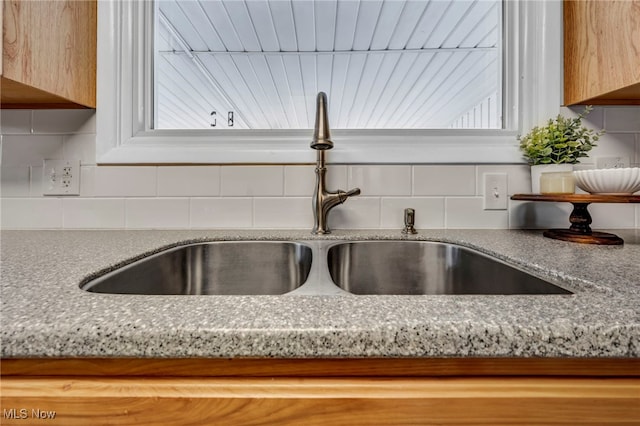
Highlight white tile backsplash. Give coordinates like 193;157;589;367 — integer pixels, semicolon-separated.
254;197;312;228
0;110;32;134
1;106;639;230
63;134;97;165
509;200;573;229
158;166;220;197
329;197;381;229
190;198;253;228
2;135;64;166
446;197;509;229
1;166;30;197
604;107;640;132
562;106;604;131
348;165;411;196
92;166;157;197
32;110;96;134
589;132;636;162
476;165;530;195
63;198;125;228
413;166;476;196
125;198;189;229
221;166;283;196
29;166;44;197
381;197;445;229
588;204;637;229
1;198;63;229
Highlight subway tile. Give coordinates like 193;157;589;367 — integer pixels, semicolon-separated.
29;166;44;196
1;166;30;197
476;165;530;196
413;166;476;196
284;165;314;196
93;166;157;197
125;198;189;229
254;197;312;228
561;106;604;131
1;198;63;229
445;197;508;229
0;110;32;134
1;135;64;166
589;133;636;162
32;110;96;134
509;200;572;229
381;197;444;229
158;166;220;196
190;198;253;228
221;166;283;196
63;134;97;165
79;166;96;197
348;165;411;196
284;165;348;196
329;197;380;230
589;204;636;229
63;198;125;229
604;107;640;132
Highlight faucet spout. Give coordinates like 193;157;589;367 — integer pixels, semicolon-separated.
310;92;333;150
309;92;360;234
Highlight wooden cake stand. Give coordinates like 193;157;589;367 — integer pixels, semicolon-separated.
511;194;640;245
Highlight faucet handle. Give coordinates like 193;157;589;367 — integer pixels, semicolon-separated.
402;208;418;235
338;188;361;203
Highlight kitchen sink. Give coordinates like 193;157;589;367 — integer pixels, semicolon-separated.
81;241;313;295
81;240;571;296
327;241;572;295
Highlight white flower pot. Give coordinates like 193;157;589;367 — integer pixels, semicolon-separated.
530;164;574;193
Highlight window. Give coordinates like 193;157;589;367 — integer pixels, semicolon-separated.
155;0;503;130
96;0;563;164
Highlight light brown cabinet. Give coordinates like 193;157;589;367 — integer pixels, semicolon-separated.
564;0;640;105
2;358;639;425
1;0;96;109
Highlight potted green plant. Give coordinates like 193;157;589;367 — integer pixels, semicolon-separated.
518;106;604;193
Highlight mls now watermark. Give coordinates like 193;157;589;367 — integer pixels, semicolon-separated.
3;408;57;420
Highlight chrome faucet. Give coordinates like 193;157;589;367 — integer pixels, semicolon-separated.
310;92;360;234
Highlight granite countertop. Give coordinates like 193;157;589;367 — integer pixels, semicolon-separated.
1;229;639;359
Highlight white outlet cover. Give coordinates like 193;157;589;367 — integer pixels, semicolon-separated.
43;159;81;196
483;173;508;210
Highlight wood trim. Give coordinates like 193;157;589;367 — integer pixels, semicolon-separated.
3;358;640;377
1;376;638;425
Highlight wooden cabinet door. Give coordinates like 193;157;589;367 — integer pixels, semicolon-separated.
564;0;640;105
1;0;96;108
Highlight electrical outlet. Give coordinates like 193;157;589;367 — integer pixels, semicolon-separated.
596;156;629;169
43;159;80;195
483;173;508;210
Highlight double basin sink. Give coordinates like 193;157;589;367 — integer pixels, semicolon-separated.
81;240;572;296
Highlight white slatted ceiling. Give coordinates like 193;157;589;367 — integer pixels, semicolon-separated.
155;0;501;130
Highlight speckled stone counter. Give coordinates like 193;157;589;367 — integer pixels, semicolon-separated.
1;229;639;358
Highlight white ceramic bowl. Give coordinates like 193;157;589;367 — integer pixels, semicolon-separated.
573;167;640;195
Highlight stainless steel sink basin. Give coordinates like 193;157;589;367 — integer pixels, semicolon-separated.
81;239;571;296
327;241;571;295
82;241;312;295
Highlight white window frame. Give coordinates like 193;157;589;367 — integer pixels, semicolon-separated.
96;0;563;165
